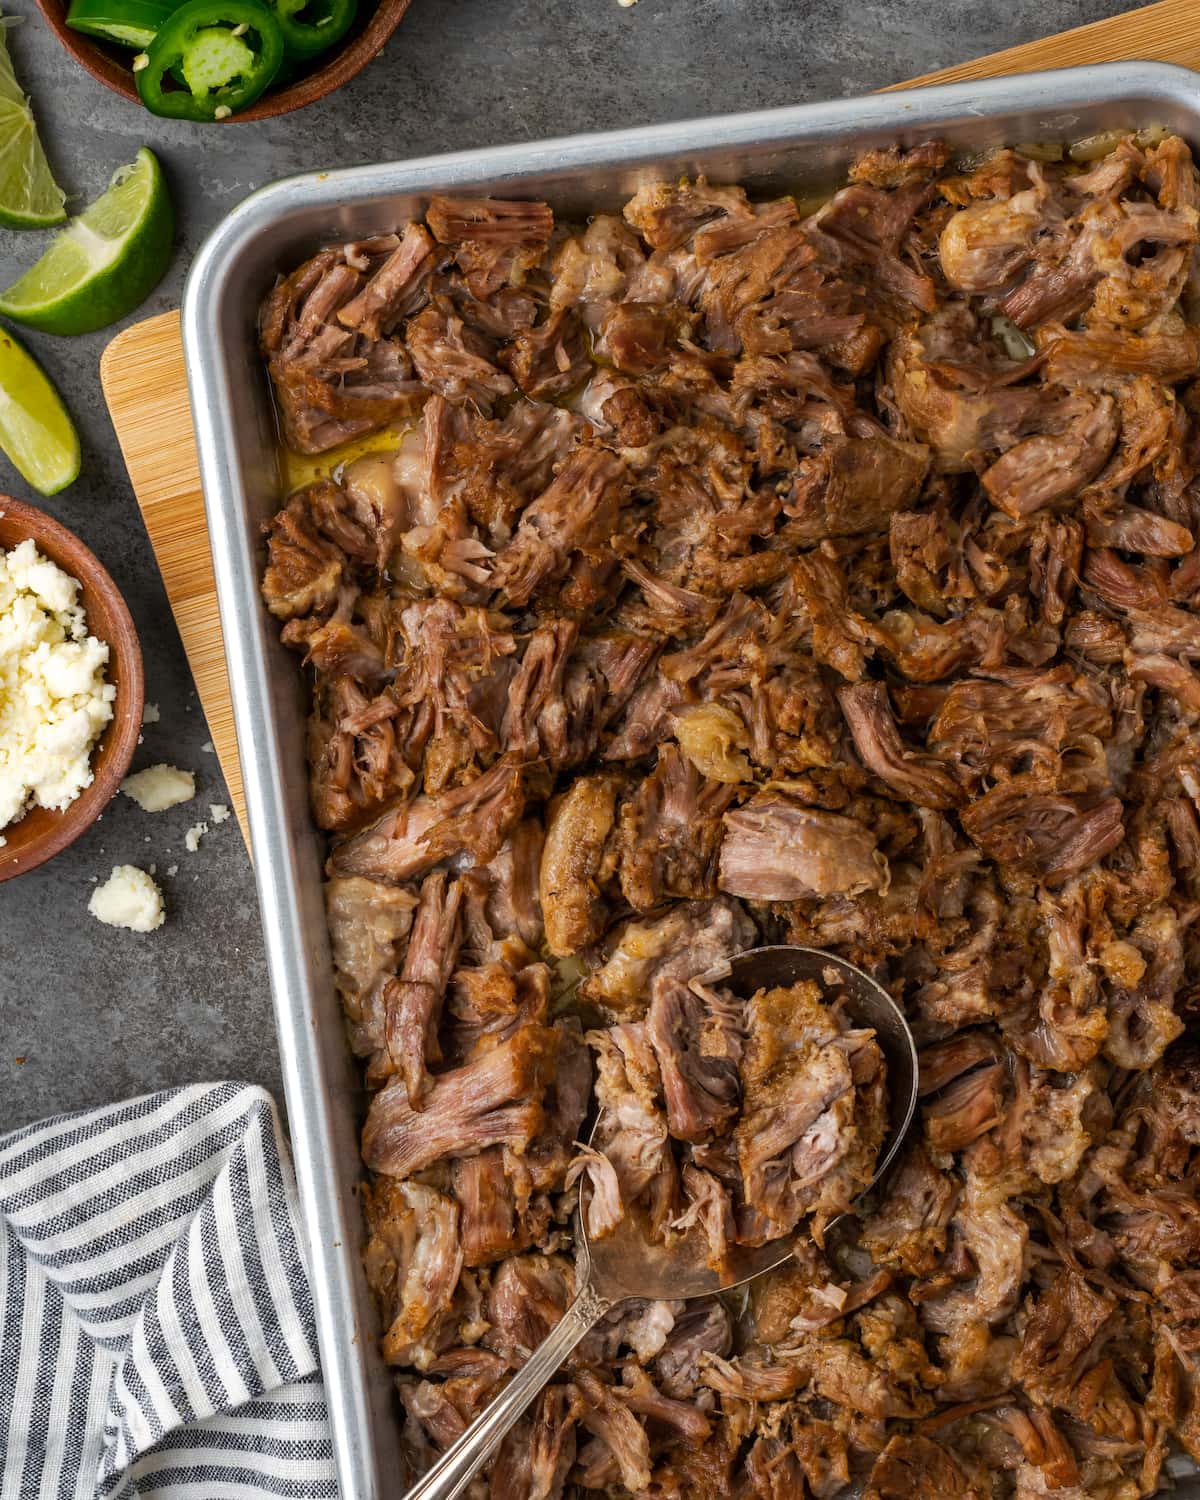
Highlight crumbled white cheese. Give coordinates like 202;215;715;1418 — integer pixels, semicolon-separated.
166;863;178;877
121;762;195;812
184;821;207;852
88;864;165;932
201;740;215;754
142;701;160;724
209;803;230;824
0;539;115;831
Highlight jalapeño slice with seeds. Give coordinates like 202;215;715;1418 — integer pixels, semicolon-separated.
136;0;283;120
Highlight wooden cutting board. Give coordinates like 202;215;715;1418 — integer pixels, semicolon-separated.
100;0;1200;851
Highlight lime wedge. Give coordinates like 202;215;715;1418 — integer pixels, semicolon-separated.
0;147;173;335
0;327;80;494
0;22;66;229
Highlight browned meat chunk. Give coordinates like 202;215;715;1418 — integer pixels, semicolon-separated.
580;896;757;1013
490;447;626;607
337;223;435;340
451;1149;527;1266
406;300;514;409
571;1370;651;1495
646;976;743;1143
735;980;887;1244
540;773;620;957
785;434;930;543
328;756;526;884
484;1253;572;1366
623;179;752;252
981;393;1118;518
838;680;962;808
324;876;417;1059
960;780;1125;885
260;247;427;453
500;308;591;399
427;196;554;298
362;1024;561;1177
864;1434;987;1500
617;745;736;911
362;1178;463;1364
588;1022;677;1238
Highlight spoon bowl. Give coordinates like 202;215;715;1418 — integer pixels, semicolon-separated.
580;944;920;1303
403;944;920;1500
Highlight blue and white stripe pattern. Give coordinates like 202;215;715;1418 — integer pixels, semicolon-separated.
0;1084;337;1500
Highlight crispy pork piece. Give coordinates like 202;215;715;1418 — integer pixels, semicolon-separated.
406;299;514;410
980;392;1119;518
623;178;753;253
784;433;930;543
864;1434;988;1500
451;1148;528;1266
1040;321;1200;384
489;1386;577;1500
426;195;554;298
580;896;757;1013
501;308;591;398
483;1252;572;1366
500;619;578;765
929;667;1111;771
587;1022;678;1239
478;820;544;950
885;307;1044;474
960;779;1125;885
362;1178;463;1365
653;1300;732;1398
540;773;621;957
719;790;886;901
336;223;435;339
261;488;347;619
735;980;887;1245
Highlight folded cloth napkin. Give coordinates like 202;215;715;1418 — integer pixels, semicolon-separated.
0;1083;337;1500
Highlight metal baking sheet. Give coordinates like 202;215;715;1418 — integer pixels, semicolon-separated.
182;61;1200;1500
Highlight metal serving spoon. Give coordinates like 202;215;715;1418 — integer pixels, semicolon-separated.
405;945;919;1500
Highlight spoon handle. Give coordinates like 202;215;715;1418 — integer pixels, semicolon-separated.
404;1279;613;1500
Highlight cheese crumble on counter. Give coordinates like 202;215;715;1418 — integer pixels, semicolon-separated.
88;864;165;931
121;762;195;812
0;539;115;831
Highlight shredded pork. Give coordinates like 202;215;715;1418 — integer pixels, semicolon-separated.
264;132;1200;1499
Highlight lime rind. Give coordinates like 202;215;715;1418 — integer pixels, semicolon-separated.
0;22;65;229
0;147;174;335
0;328;80;494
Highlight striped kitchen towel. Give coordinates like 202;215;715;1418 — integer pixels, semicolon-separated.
0;1082;337;1500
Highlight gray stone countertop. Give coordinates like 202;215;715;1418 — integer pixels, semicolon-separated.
0;0;1140;1131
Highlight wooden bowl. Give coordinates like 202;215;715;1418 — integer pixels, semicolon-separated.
32;0;412;122
0;498;143;883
